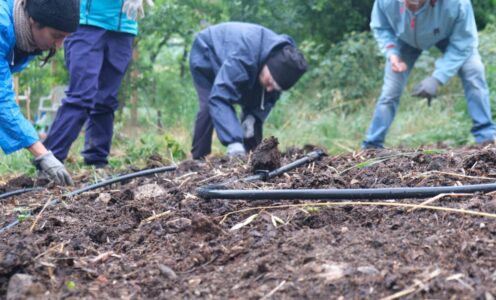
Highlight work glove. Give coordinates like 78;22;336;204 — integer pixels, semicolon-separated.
241;114;256;139
34;151;74;186
227;143;246;157
412;76;440;106
122;0;154;20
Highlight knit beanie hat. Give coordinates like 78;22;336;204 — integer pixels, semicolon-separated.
26;0;80;33
266;45;308;90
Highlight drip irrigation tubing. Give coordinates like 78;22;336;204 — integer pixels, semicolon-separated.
196;151;496;200
241;150;326;183
196;149;327;196
197;183;496;200
0;165;177;234
64;165;177;197
0;187;44;201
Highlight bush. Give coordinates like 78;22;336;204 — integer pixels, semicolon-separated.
300;32;383;113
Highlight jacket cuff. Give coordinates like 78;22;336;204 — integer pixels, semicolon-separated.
1;136;39;155
384;44;400;59
432;71;449;85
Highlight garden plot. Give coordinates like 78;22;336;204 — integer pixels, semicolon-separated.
1;138;496;299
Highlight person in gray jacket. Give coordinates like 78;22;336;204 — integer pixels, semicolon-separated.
189;22;308;159
362;0;496;149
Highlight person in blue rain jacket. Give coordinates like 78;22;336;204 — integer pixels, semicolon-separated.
362;0;496;149
189;22;308;159
43;0;152;168
0;0;79;185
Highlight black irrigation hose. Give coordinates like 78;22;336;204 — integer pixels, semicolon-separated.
64;165;177;197
197;150;327;198
196;151;496;201
0;165;177;234
0;219;20;233
197;183;496;200
241;149;326;183
0;187;44;201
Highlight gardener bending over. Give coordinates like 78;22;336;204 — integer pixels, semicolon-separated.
190;22;308;159
362;0;496;149
0;0;78;185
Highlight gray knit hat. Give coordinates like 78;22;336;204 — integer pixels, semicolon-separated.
26;0;80;33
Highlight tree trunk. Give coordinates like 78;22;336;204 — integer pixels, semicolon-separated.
179;47;189;78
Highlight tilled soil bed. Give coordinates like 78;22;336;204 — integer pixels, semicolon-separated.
1;139;496;299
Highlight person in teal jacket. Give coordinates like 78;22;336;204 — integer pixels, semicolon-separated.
0;0;79;185
43;0;152;168
362;0;496;149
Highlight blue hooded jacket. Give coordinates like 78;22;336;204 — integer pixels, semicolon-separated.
80;0;138;35
371;0;479;84
190;22;296;145
0;0;39;154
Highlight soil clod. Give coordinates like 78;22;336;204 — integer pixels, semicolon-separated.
251;136;281;171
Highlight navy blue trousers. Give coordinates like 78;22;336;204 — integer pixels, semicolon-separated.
44;25;134;166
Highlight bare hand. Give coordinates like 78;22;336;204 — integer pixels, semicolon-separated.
389;55;407;73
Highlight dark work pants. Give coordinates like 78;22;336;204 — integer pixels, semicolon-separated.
191;83;214;159
43;25;134;165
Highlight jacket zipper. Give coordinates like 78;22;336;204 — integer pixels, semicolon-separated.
412;16;418;48
118;0;124;31
85;0;92;24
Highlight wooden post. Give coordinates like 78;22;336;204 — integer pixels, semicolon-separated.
13;76;31;120
130;46;139;127
25;86;31;121
13;76;20;105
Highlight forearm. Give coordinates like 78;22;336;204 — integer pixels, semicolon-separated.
209;98;243;145
370;1;399;59
434;0;478;84
27;141;48;157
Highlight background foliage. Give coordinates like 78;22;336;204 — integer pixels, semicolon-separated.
4;0;496;176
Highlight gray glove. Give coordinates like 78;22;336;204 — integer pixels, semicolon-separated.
122;0;144;20
35;151;74;186
227;143;246;157
242;114;256;139
412;76;440;106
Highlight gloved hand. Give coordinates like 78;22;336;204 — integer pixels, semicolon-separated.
412;76;440;106
122;0;147;20
34;151;74;186
242;114;256;139
227;143;246;157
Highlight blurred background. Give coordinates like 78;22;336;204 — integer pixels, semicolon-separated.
4;0;496;175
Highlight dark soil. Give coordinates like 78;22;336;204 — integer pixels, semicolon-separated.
1;139;496;299
251;136;281;171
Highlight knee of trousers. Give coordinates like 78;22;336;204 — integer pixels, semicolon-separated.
378;83;404;106
376;93;401;107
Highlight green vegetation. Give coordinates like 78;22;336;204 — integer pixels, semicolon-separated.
1;1;495;177
13;207;31;222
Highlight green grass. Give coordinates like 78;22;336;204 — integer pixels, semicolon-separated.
0;79;485;177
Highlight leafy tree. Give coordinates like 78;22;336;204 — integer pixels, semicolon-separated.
226;0;372;53
473;0;496;29
121;0;226;127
